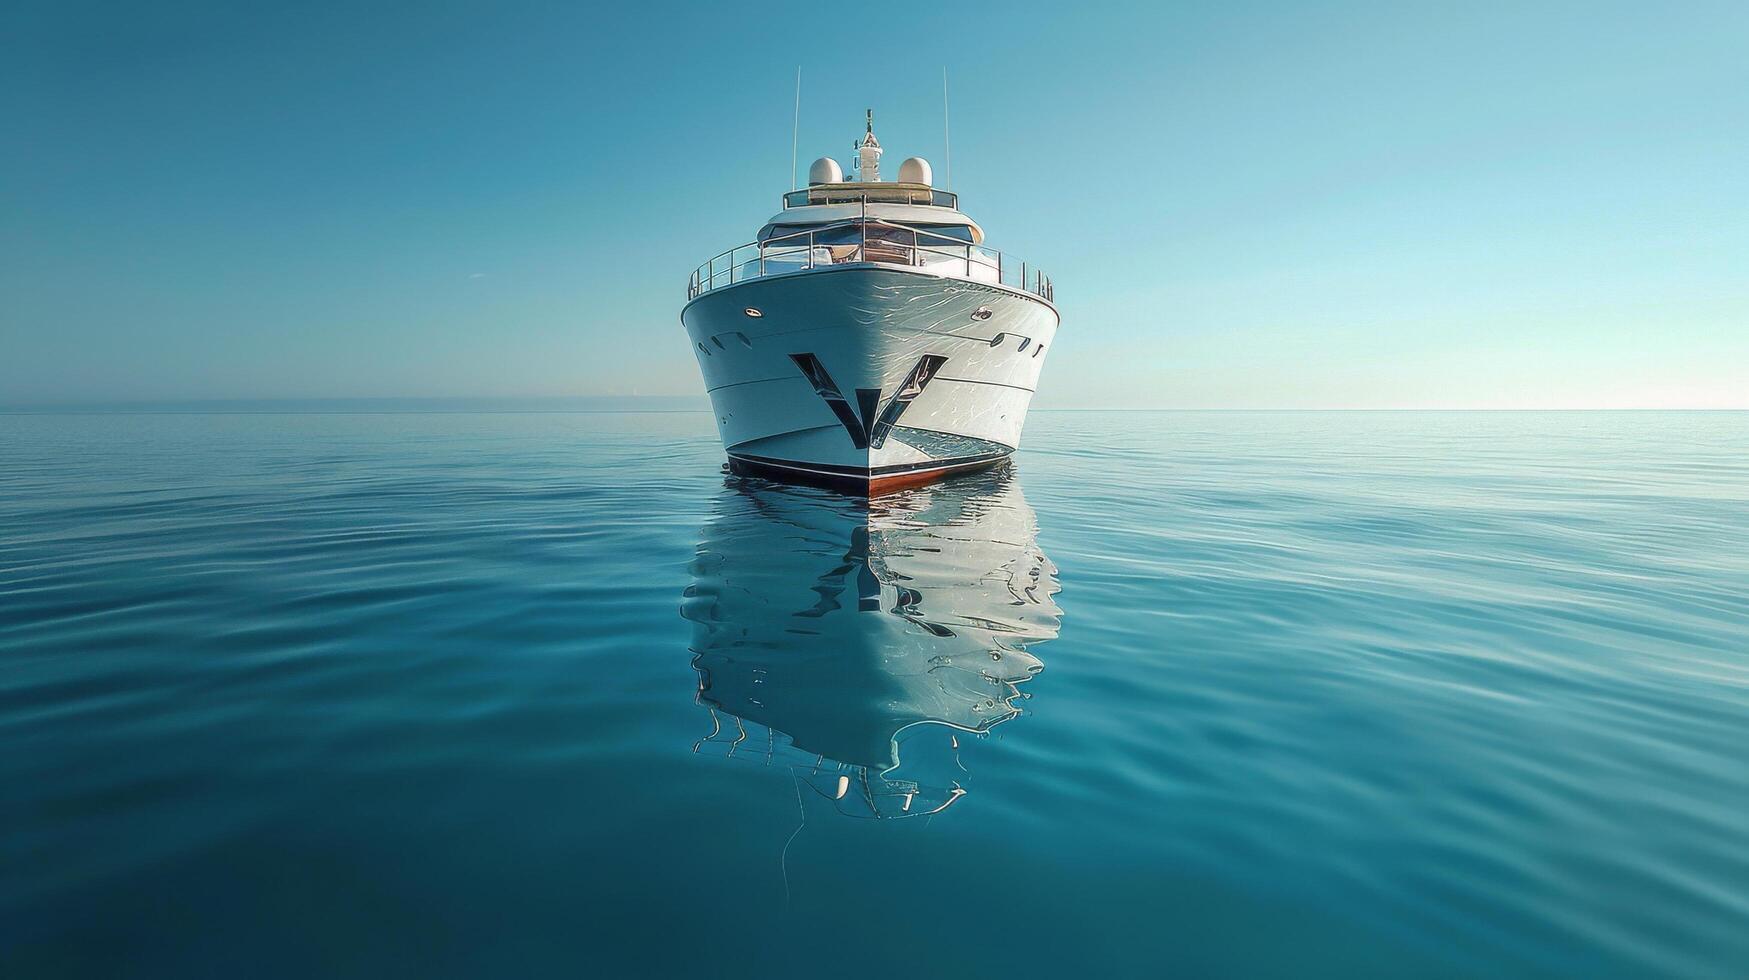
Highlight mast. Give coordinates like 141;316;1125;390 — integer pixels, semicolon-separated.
857;109;883;182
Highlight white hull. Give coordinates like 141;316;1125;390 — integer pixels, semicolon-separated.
682;264;1058;491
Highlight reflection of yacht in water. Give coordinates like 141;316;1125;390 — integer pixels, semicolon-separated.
681;467;1060;818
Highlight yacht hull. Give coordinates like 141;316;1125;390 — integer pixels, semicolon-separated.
682;265;1057;494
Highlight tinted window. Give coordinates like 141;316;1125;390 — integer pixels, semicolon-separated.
909;224;973;243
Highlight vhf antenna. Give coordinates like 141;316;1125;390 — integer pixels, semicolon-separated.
790;66;801;190
943;67;952;191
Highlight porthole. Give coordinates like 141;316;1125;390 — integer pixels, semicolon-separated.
697;342;711;356
1033;344;1045;358
712;336;726;349
970;306;993;321
744;307;764;318
1017;337;1031;352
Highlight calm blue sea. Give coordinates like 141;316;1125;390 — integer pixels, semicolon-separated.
3;411;1745;978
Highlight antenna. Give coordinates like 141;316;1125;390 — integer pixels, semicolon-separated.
790;66;801;190
942;67;952;191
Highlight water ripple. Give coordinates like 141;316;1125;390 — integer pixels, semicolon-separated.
1;410;1745;977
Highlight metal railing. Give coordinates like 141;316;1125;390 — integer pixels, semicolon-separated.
687;218;1053;303
782;187;959;209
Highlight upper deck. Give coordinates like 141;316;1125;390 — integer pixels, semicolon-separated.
686;216;1053;306
781;182;958;210
685;114;1052;306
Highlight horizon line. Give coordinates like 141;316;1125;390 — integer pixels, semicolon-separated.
3;403;1743;417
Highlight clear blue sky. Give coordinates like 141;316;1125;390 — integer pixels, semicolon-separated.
4;1;1744;408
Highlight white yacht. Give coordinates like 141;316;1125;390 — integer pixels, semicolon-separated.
683;111;1057;494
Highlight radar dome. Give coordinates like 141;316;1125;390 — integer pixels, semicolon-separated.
807;157;844;185
898;157;933;185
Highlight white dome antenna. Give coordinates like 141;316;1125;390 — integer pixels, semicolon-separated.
808;157;844;185
898;157;932;186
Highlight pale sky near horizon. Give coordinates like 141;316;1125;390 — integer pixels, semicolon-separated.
3;1;1745;409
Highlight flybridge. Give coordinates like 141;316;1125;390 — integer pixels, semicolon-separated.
782;185;959;209
687;217;1052;303
689;111;1052;303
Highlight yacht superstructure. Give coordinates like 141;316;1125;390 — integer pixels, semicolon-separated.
682;112;1057;494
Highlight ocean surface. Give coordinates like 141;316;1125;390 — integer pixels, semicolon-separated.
3;410;1745;978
